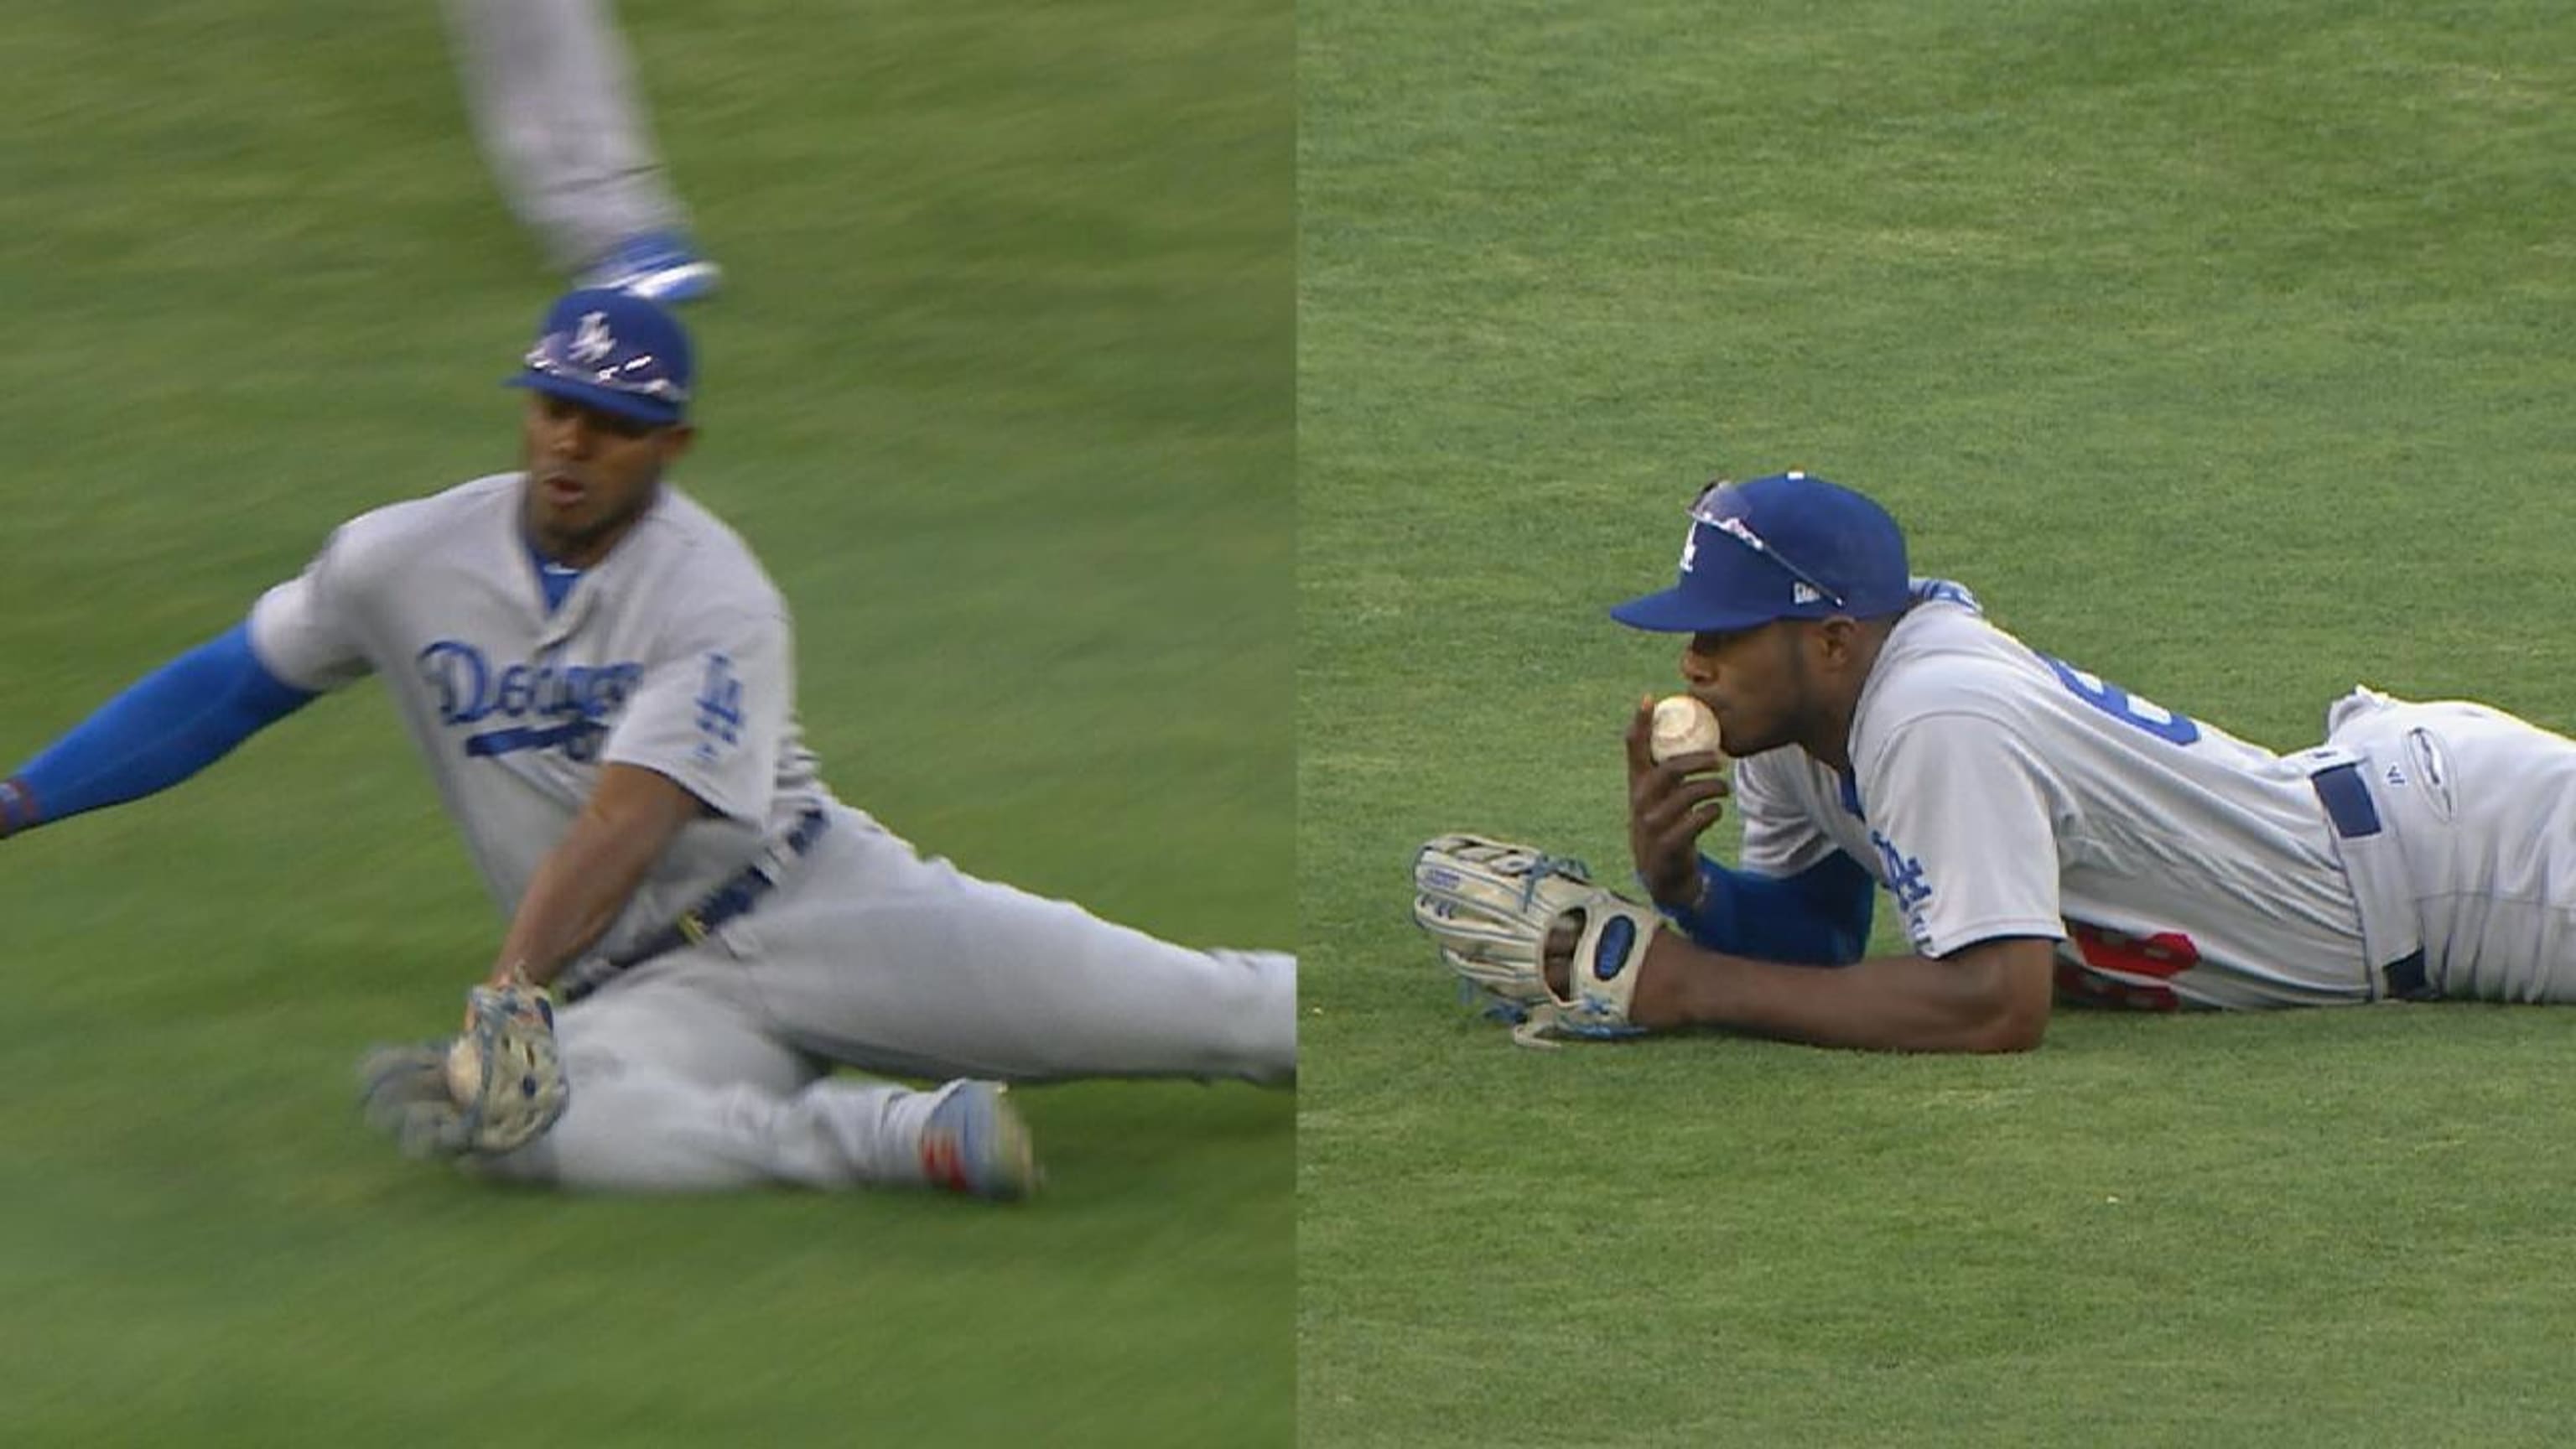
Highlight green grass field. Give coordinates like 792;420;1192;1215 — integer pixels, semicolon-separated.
1301;2;2576;1445
0;3;1289;1446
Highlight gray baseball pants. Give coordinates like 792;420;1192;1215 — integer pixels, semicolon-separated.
478;808;1296;1191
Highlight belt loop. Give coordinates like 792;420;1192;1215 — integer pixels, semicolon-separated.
2311;762;2381;839
2383;950;2434;1000
2303;751;2426;1000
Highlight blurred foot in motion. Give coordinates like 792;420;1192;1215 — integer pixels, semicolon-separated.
443;0;719;300
579;231;724;303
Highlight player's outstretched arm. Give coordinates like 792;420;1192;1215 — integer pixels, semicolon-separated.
486;762;703;988
0;624;316;839
1616;932;2056;1053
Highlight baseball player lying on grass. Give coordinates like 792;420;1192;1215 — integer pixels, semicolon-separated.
1;289;1294;1197
1413;470;2576;1052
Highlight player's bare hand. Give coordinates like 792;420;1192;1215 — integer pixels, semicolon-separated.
1541;914;1580;999
1624;695;1730;911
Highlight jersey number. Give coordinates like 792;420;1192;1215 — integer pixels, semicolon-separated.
2042;657;2200;745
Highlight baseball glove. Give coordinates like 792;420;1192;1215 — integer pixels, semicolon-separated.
359;977;569;1159
1410;832;1662;1048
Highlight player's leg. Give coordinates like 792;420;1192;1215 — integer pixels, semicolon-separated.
437;0;708;287
740;817;1296;1086
470;964;1031;1195
2327;691;2576;1000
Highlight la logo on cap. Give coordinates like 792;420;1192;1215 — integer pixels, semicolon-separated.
1678;527;1699;574
570;311;616;364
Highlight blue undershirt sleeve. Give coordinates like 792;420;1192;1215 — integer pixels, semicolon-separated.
1;623;319;834
1659;850;1876;966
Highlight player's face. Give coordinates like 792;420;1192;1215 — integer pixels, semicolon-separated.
519;393;696;566
1683;618;1884;765
1679;623;1814;756
1680;619;1868;758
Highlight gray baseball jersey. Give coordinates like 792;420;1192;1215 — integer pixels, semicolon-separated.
250;473;825;959
249;474;1295;1192
1735;597;2373;1008
1734;597;2576;1007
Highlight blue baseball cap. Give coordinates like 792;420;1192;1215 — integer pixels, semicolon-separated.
1609;471;1911;633
504;288;693;426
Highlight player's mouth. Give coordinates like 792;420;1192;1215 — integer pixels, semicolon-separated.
541;475;589;510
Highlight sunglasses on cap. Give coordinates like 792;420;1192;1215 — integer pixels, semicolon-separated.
520;328;690;405
1688;480;1849;611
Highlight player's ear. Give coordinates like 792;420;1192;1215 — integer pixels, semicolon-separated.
657;423;698;461
1810;615;1855;658
1810;616;1871;676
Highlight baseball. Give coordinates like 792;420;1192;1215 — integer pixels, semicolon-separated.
1649;694;1723;764
444;1036;484;1104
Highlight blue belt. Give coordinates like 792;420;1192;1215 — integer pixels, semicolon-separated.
558;808;832;1004
2310;763;2432;1000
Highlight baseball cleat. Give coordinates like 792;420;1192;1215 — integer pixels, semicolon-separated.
920;1080;1041;1202
578;231;722;303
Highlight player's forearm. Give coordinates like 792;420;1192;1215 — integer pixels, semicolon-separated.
1665;853;1874;965
491;806;674;987
491;764;704;986
1630;934;2051;1052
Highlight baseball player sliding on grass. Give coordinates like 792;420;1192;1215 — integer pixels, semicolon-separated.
2;289;1294;1197
1414;470;2576;1051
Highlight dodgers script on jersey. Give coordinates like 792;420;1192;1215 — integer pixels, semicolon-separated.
248;473;829;955
1732;598;2375;1009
